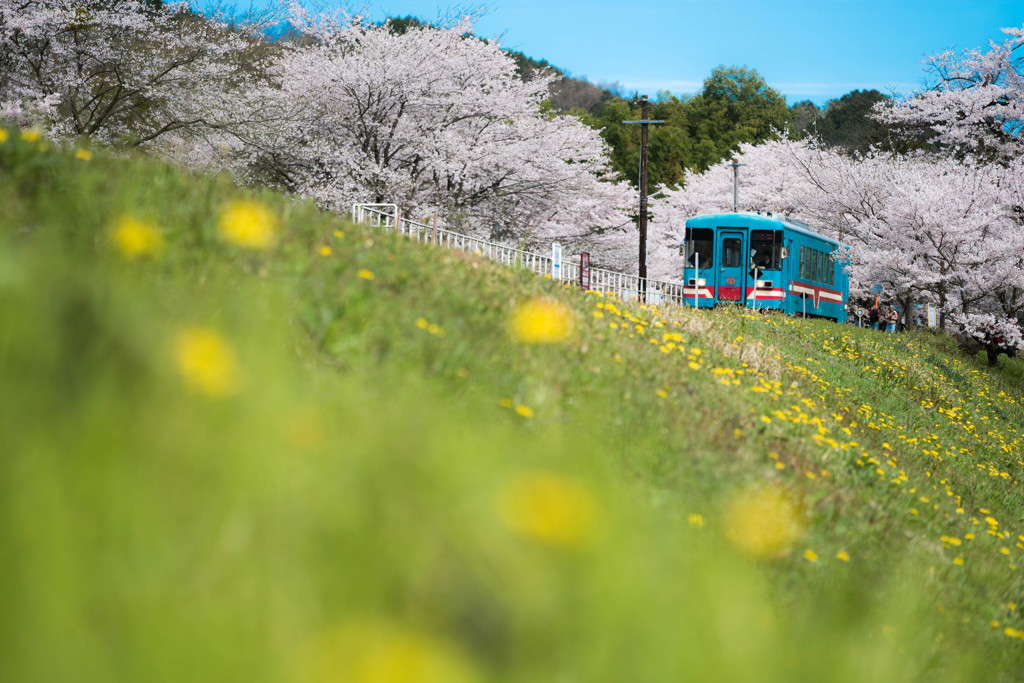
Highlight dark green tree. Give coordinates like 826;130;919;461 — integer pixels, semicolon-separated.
817;89;890;153
685;66;792;169
789;100;823;139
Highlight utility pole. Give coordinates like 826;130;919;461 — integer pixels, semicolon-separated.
624;95;663;302
728;158;746;212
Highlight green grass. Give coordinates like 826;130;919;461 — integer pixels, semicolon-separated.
2;131;1024;681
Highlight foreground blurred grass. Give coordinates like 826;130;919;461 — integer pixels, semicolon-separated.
2;131;1023;680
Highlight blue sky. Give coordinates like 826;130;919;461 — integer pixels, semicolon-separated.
356;0;1023;104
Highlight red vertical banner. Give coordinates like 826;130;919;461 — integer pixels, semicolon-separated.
580;252;591;290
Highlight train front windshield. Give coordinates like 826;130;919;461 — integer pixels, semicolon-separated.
750;230;782;271
685;228;713;267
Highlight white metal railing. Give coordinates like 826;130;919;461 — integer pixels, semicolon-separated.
351;204;689;306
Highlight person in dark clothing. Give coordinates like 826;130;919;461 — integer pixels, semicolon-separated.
869;305;880;331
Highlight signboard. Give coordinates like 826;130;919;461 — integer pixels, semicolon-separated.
927;304;937;328
580;252;591;290
552;242;562;281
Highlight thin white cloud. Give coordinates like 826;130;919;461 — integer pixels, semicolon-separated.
614;77;922;101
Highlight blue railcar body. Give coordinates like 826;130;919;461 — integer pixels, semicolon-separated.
680;213;849;321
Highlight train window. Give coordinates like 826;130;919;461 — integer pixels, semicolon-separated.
722;238;742;268
827;251;834;285
684;228;714;268
799;246;806;279
812;249;818;282
750;230;781;270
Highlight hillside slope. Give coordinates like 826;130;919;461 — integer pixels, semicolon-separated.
2;134;1024;681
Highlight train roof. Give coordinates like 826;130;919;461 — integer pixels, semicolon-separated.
685;212;843;247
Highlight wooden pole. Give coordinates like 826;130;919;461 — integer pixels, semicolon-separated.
622;100;663;304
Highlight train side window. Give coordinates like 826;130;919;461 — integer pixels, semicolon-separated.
828;252;834;286
813;250;819;282
684;228;714;268
799;246;806;279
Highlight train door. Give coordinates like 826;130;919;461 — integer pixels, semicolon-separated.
716;230;745;303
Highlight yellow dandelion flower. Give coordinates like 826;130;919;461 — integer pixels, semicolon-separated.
508;298;575;345
688;513;705;528
514;404;533;418
498;470;597;548
20;128;42;143
218;199;278;250
294;620;479;683
953;557;964;566
110;216;163;260
836;549;850;562
319;246;332;257
74;148;92;161
333;229;344;238
0;128;7;143
724;486;803;559
358;269;375;280
173;327;240;398
416;318;429;330
499;398;513;408
804;549;819;563
656;388;668;398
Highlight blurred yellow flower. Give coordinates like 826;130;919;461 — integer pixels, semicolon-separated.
174;327;240;398
358;269;375;280
508;298;575;344
514;404;533;418
319;246;332;257
75;148;92;161
725;487;803;559
333;229;344;238
416;318;429;330
688;513;705;528
218;199;278;249
20;128;42;143
803;549;819;563
110;216;163;260
0;128;7;143
836;549;850;562
499;470;596;548
295;621;478;683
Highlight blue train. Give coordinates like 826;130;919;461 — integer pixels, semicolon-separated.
680;213;849;321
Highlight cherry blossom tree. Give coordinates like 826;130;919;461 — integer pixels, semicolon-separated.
236;6;630;251
0;0;270;148
951;313;1024;364
874;24;1024;162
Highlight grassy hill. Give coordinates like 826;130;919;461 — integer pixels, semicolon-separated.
2;130;1024;681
